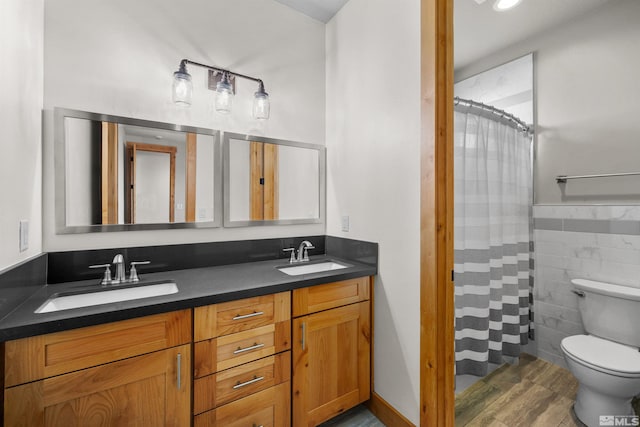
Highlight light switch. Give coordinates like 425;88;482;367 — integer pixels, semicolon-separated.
341;215;350;232
19;220;29;252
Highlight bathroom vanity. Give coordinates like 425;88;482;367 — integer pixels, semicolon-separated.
0;247;375;426
0;106;376;425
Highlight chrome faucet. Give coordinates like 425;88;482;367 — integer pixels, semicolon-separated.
112;254;126;284
296;240;315;262
282;240;316;264
89;254;150;285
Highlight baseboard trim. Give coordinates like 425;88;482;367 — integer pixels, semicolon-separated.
366;392;415;427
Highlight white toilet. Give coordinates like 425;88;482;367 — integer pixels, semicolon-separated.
561;278;640;427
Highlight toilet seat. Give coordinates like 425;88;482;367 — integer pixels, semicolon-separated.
561;335;640;377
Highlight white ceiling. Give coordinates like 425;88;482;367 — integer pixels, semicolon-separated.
454;0;610;70
272;0;611;70
273;0;350;23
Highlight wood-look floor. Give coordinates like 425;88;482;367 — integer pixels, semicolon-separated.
456;353;640;427
456;353;580;427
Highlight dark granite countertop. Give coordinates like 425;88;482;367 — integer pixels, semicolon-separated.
0;255;376;342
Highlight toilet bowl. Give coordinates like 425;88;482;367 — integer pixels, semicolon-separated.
561;279;640;427
561;334;640;427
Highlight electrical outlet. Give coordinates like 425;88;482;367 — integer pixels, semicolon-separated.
19;220;29;252
341;215;350;232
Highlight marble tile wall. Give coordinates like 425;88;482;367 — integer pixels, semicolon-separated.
533;205;640;367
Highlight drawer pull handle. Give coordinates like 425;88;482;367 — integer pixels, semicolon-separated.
232;311;264;320
176;353;182;390
234;343;265;354
232;375;265;389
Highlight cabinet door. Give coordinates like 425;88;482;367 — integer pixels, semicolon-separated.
293;301;371;427
5;344;191;427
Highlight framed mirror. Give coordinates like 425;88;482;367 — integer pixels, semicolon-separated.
223;132;326;227
55;108;222;233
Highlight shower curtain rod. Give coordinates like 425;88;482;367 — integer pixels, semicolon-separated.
454;96;532;134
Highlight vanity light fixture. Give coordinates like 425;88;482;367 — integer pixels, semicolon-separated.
172;59;270;120
493;0;523;11
215;71;234;114
253;82;270;120
172;62;193;106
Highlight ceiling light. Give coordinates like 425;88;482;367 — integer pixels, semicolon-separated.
172;59;270;120
493;0;522;11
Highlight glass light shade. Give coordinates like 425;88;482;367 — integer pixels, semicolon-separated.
172;71;192;106
253;91;270;120
215;78;234;114
493;0;522;11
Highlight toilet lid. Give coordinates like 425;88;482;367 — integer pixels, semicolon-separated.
562;335;640;375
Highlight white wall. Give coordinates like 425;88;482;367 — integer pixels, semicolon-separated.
456;1;640;204
278;145;319;220
196;133;215;222
326;0;421;423
65;118;96;226
0;0;44;271
43;0;326;251
228;140;251;221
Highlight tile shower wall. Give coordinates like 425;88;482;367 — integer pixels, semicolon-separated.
533;205;640;367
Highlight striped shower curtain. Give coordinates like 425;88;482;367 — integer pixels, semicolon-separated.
454;108;533;376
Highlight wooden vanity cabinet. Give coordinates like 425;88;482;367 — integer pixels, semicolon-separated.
193;292;291;427
1;276;372;426
3;310;192;426
292;277;371;427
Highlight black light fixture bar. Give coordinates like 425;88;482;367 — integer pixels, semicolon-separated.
178;59;265;89
173;58;269;119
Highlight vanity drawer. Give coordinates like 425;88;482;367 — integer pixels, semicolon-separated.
194;351;291;414
216;323;290;371
194;292;290;341
4;309;192;387
193;381;290;427
293;276;370;316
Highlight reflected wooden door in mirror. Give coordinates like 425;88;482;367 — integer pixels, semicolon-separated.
250;141;279;221
223;132;326;227
54;108;222;233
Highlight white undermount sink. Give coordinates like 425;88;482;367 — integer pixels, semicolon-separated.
277;261;350;276
35;281;179;314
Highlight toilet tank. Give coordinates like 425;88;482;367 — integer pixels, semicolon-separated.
572;279;640;348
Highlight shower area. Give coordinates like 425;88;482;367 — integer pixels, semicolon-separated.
453;54;535;391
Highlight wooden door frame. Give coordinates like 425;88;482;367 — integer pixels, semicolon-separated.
126;142;177;224
101;122;118;225
420;0;455;426
185;133;197;222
